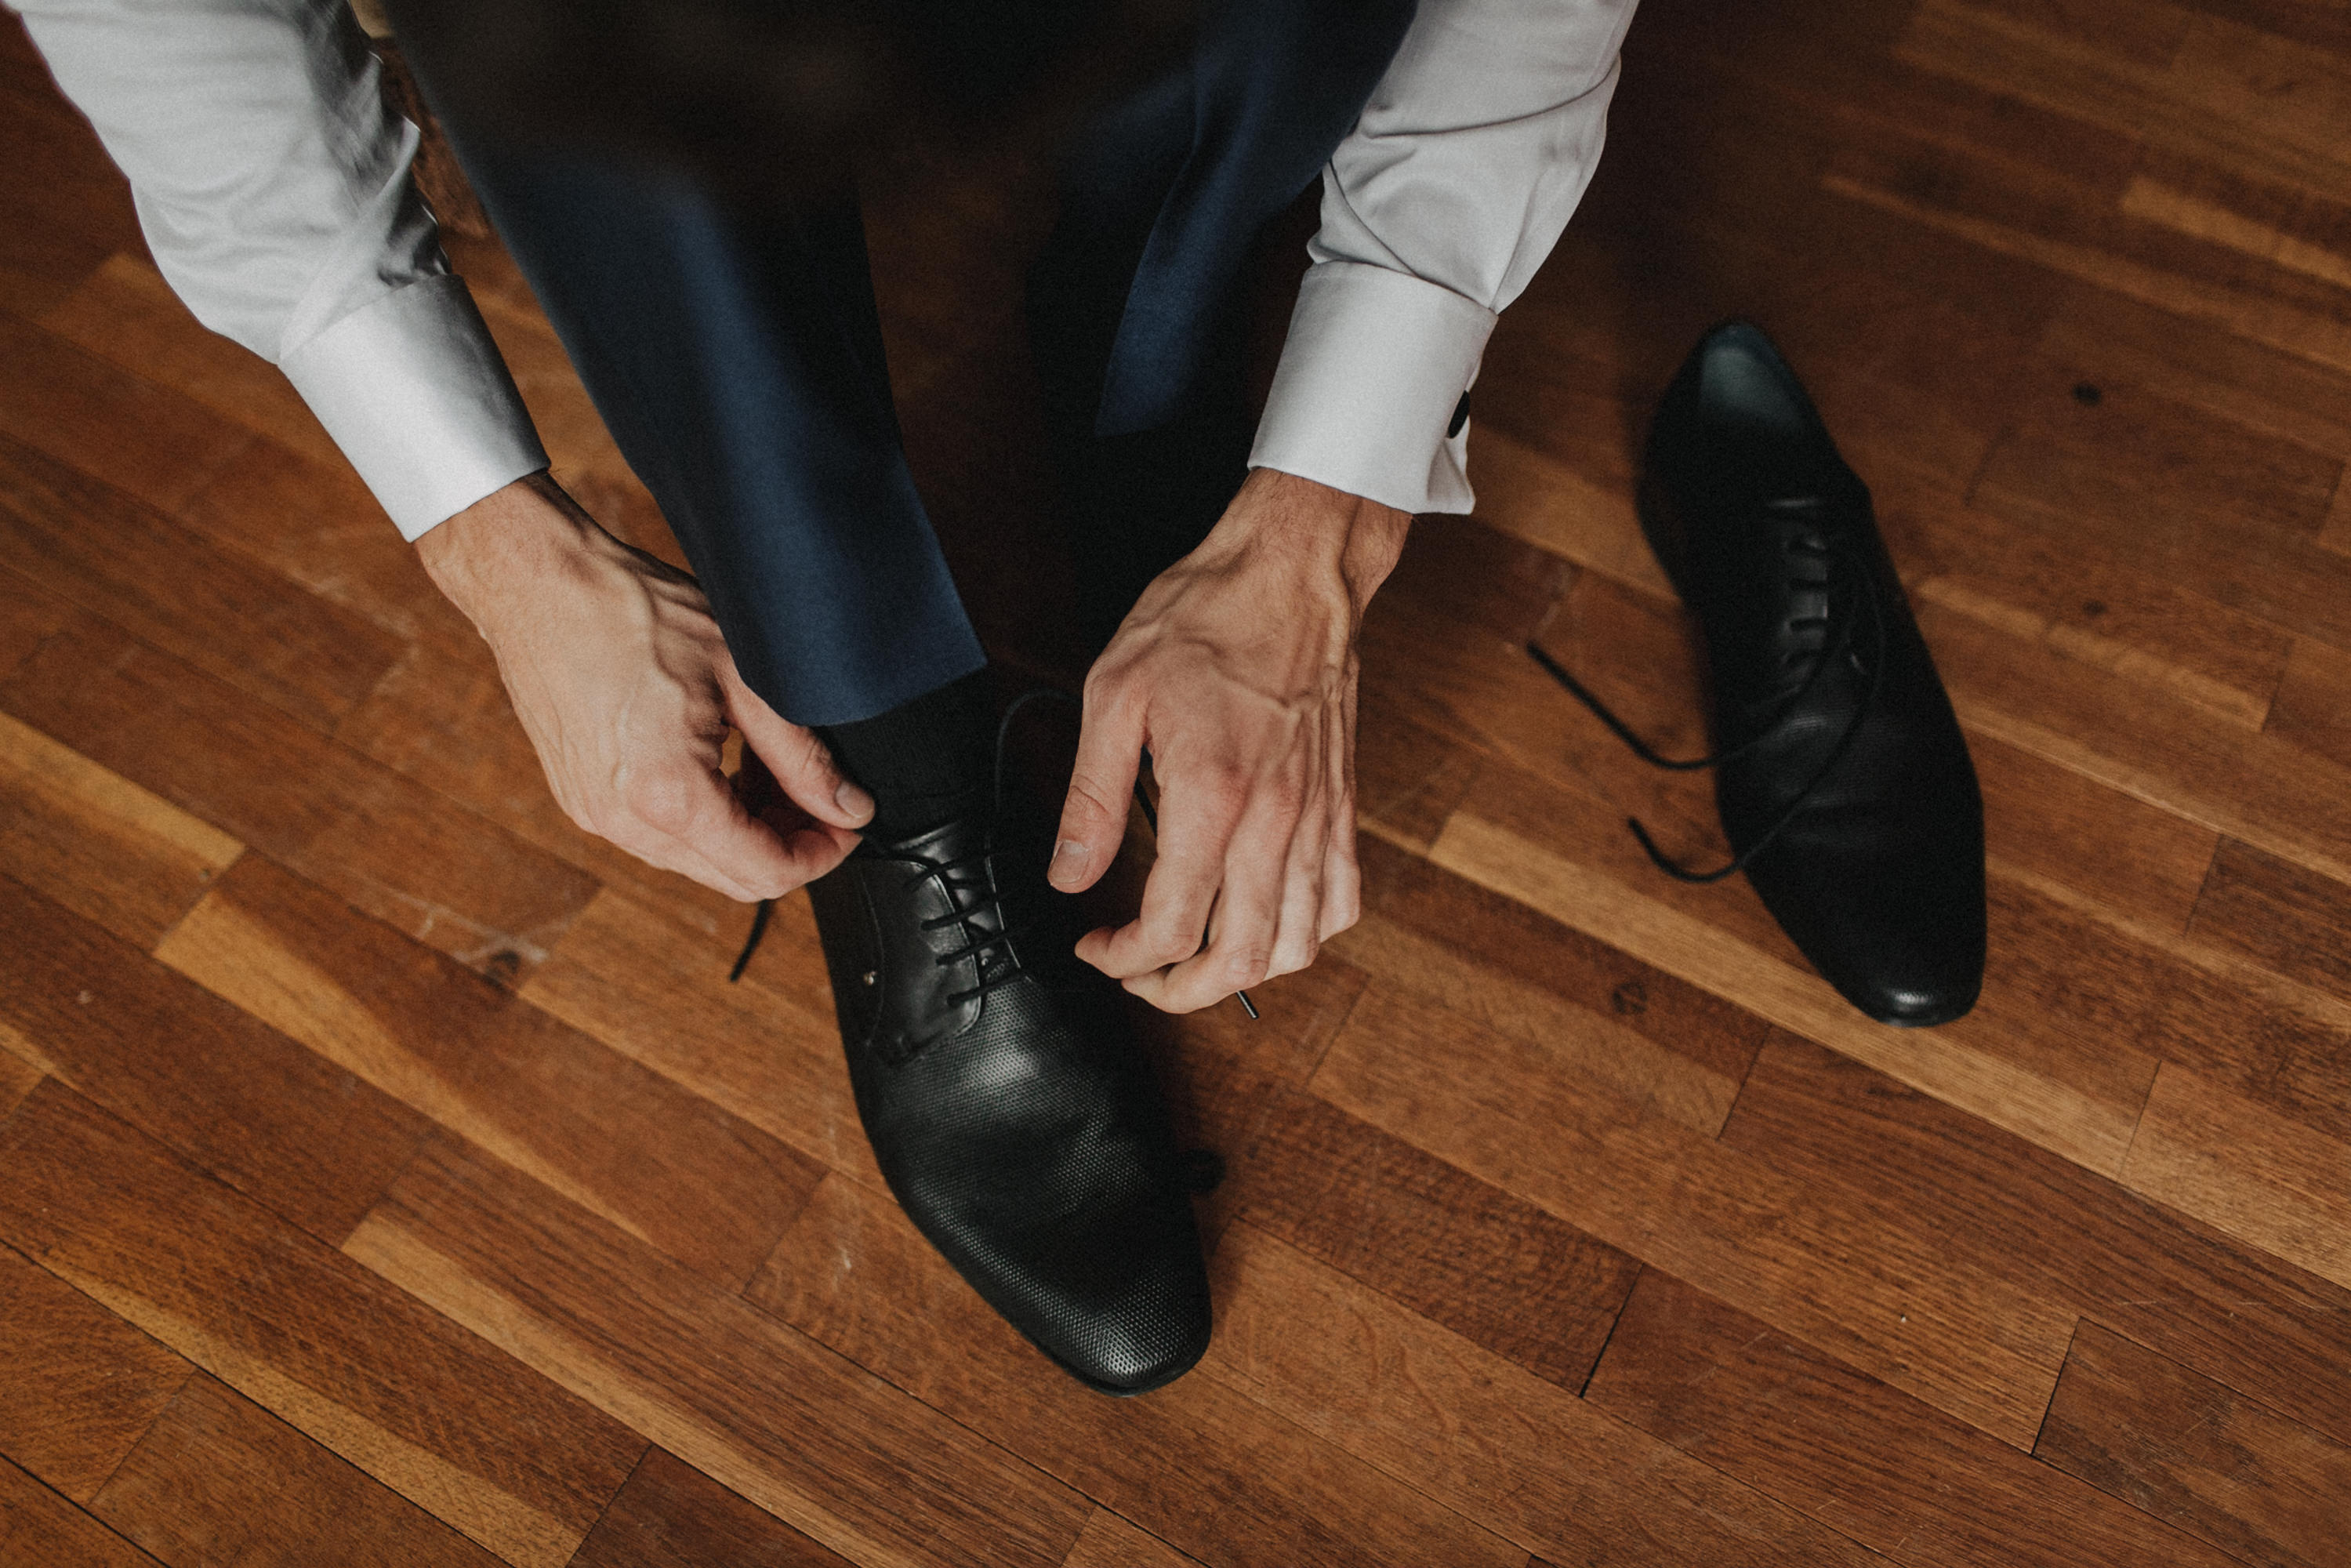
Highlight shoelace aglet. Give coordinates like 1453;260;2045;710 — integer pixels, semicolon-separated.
1236;990;1259;1020
728;897;776;983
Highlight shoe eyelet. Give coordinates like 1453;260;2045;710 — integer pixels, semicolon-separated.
862;970;878;986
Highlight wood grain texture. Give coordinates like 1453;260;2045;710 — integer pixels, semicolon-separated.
343;1135;1092;1568
0;615;599;976
746;1171;1525;1568
1718;1033;2351;1454
1212;1225;1881;1567
0;1082;644;1568
0;1242;191;1503
40;253;342;471
1227;1090;1642;1392
0;706;241;947
2266;634;2351;769
0;561;78;688
0;316;249;520
567;1449;857;1568
1311;982;2078;1447
89;1375;506;1568
1583;1269;2242;1568
2187;837;2351;1004
0;1456;158;1568
1059;1510;1197;1568
156;855;824;1290
0;431;401;735
0;1050;37;1122
2037;1321;2351;1568
0;873;429;1244
1431;764;2154;1176
2121;1063;2351;1292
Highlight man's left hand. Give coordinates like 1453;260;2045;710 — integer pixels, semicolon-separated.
1048;467;1410;1013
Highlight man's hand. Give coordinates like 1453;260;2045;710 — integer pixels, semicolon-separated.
1048;467;1410;1012
416;473;873;902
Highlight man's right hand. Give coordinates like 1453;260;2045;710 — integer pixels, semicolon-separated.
415;472;872;902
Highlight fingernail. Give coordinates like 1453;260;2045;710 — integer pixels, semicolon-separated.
1050;839;1086;882
836;781;874;822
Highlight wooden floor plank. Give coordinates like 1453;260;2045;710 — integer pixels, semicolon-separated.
1059;1510;1198;1568
40;253;343;472
2266;633;2351;772
2186;837;2351;1004
1343;833;1775;1138
89;1375;505;1568
1431;764;2156;1176
154;855;825;1293
566;1448;855;1568
0;1082;645;1568
1308;982;2078;1448
746;1171;1526;1568
343;1137;1092;1568
1583;1269;2242;1568
1212;1224;1882;1567
0;873;430;1245
0;1242;191;1504
0;563;78;688
2121;1062;2351;1293
1224;1090;1643;1392
0;614;600;977
0;314;250;521
2037;1320;2351;1568
1718;1033;2351;1455
0;1455;159;1568
0;431;401;735
0;1051;37;1123
0;706;242;948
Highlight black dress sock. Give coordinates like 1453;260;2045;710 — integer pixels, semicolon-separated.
815;668;998;844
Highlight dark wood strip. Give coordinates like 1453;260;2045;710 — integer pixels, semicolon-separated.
1227;1089;1642;1392
746;1171;1525;1568
1059;1509;1199;1568
567;1448;855;1568
1213;1224;1881;1567
89;1375;504;1568
0;1454;158;1568
1584;1269;2242;1568
2266;633;2351;772
1311;980;2079;1446
0;315;250;521
1719;1033;2351;1453
0;612;600;980
2188;836;2351;1004
0;873;430;1245
345;1134;1092;1568
0;1242;190;1504
2039;1320;2351;1568
0;1081;645;1568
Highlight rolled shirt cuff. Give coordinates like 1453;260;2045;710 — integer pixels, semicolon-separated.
1248;260;1497;516
278;273;550;539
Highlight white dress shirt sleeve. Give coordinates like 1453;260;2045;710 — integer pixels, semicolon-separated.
14;0;547;539
1250;0;1641;516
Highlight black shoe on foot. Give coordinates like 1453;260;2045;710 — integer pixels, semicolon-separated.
800;753;1213;1394
1536;321;1985;1025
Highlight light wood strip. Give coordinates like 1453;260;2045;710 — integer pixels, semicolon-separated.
2122;1063;2351;1292
1061;1510;1196;1568
343;1137;1093;1568
0;708;241;947
0;1082;644;1568
1428;802;2144;1176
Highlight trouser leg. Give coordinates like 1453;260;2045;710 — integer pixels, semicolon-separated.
396;43;985;728
1028;0;1419;644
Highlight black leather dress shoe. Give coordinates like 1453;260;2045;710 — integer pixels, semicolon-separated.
801;798;1212;1393
1537;321;1983;1025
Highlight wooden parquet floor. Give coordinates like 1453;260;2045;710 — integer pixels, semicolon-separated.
7;0;2351;1562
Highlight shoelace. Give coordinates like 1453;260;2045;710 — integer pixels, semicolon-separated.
1527;495;1886;884
730;687;1257;1019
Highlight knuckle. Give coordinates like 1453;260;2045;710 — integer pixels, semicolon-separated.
622;770;701;836
1222;948;1274;989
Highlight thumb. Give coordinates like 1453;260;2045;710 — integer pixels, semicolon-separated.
1051;681;1145;893
720;659;874;831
